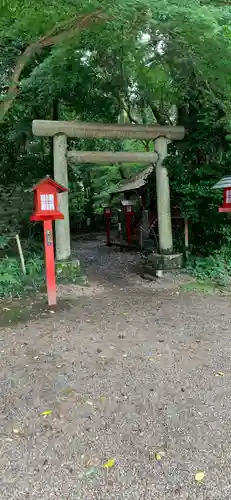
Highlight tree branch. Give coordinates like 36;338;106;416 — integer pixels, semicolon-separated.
148;101;167;125
122;102;151;150
0;10;109;122
123;103;139;124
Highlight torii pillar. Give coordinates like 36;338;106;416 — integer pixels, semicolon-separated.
155;136;173;253
53;134;70;261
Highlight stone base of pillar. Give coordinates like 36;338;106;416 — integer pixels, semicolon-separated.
56;260;88;285
140;252;183;277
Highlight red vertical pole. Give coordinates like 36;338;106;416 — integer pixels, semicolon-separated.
184;217;189;260
126;213;132;249
43;219;56;306
184;217;189;250
106;216;111;246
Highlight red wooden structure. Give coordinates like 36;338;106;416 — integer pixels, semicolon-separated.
219;187;231;213
213;176;231;213
121;200;136;249
29;176;68;306
104;206;112;246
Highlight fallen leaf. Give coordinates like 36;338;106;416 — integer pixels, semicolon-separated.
82;454;101;468
62;387;74;396
215;372;224;377
195;471;205;482
85;466;99;477
104;458;115;468
40;410;53;416
121;312;128;316
12;428;21;435
155;453;162;461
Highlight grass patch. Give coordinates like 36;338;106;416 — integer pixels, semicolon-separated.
0;254;87;299
181;280;218;294
181;247;231;294
0;296;77;327
0;255;44;297
186;248;231;288
56;260;88;285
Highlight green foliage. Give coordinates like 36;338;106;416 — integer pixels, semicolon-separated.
166;98;231;254
0;255;44;297
187;248;231;287
0;247;86;297
56;260;87;285
0;0;102;39
0;235;10;250
2;0;231;265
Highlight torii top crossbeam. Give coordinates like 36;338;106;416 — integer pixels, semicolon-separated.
32;120;185;141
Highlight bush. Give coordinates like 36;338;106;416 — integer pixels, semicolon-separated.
0;255;44;297
187;247;231;287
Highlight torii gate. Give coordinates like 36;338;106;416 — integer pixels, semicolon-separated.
32;120;185;261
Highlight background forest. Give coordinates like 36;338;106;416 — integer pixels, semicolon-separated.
1;0;231;293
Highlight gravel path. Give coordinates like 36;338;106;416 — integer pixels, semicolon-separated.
1;236;231;499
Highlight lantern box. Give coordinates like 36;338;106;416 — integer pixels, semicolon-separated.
219;186;231;212
213;176;231;213
121;199;136;214
103;206;112;217
28;175;68;221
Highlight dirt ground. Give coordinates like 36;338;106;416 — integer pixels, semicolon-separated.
1;235;231;499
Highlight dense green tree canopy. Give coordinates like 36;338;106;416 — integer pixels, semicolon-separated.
1;0;231;252
2;0;231;122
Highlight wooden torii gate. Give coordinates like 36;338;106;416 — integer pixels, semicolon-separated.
32;120;185;261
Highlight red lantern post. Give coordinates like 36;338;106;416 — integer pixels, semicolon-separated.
29;175;68;307
43;219;56;305
121;200;135;249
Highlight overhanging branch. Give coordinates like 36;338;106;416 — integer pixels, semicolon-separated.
0;10;109;122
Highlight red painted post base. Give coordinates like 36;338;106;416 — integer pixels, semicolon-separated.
43;219;56;306
106;217;111;246
126;214;132;249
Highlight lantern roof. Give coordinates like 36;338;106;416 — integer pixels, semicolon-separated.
213;176;231;189
110;164;154;195
27;175;68;193
121;199;137;206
